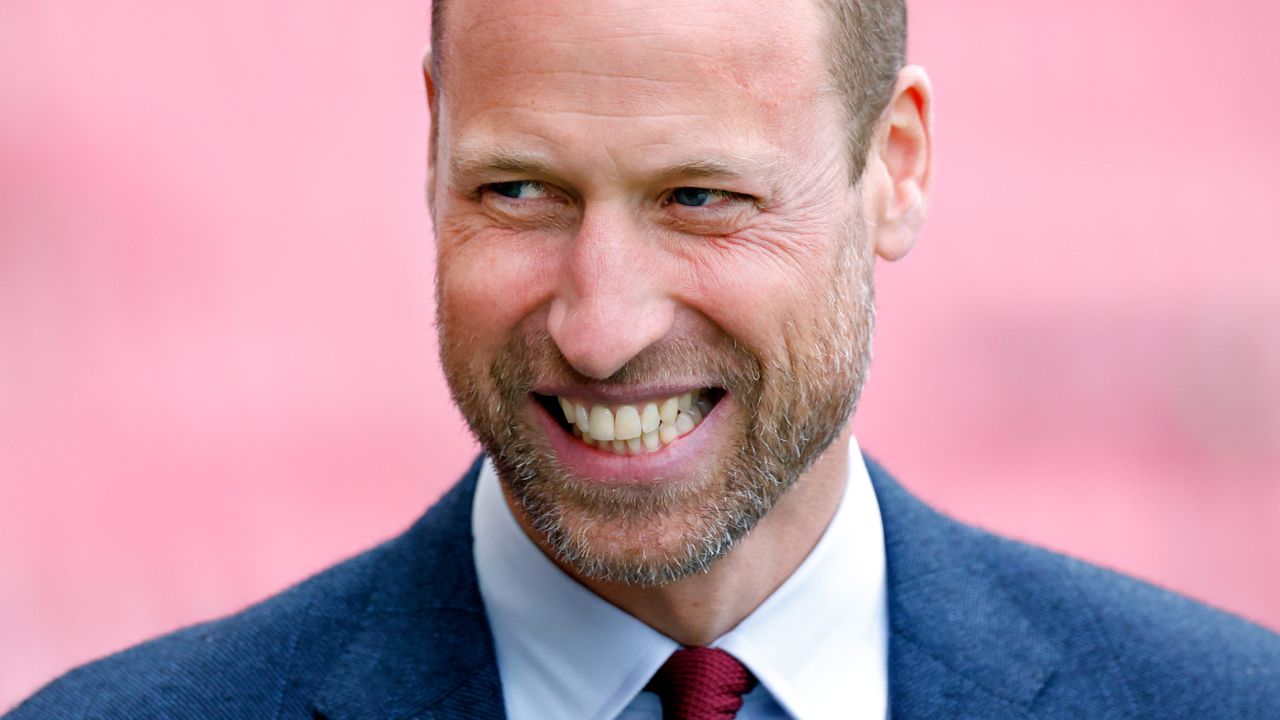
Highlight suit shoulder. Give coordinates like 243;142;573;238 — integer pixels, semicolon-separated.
5;539;389;720
866;457;1280;695
977;528;1280;711
7;464;485;720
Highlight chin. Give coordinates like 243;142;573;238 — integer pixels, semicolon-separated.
493;417;771;586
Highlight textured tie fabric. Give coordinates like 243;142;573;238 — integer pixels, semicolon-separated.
646;647;759;720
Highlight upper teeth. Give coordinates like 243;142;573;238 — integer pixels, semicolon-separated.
557;391;711;454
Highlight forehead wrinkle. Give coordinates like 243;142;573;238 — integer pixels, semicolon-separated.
442;0;827;91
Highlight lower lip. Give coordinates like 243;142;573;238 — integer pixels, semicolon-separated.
532;394;730;484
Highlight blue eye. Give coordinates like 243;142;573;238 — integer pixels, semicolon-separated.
487;181;547;199
671;187;714;207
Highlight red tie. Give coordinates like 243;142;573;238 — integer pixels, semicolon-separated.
647;647;759;720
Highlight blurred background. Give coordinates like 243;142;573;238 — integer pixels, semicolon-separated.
2;0;1278;708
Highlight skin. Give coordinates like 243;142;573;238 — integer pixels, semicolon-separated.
426;0;933;645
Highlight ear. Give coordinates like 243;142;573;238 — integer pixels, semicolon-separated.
422;49;439;206
867;65;934;262
422;47;437;99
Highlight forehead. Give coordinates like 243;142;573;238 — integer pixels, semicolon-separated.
435;0;835;165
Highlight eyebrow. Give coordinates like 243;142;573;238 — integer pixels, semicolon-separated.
448;148;556;189
447;146;778;190
659;157;750;180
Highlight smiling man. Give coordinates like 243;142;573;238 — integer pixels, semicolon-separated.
7;0;1280;719
432;0;901;644
429;1;907;715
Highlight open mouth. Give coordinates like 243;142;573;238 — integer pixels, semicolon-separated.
534;389;724;455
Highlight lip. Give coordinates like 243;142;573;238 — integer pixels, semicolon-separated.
531;391;730;484
532;383;717;405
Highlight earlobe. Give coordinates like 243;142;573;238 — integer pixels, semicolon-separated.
872;65;934;262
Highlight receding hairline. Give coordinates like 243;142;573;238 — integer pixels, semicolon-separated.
428;0;907;180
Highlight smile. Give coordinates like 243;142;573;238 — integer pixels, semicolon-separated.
535;389;722;455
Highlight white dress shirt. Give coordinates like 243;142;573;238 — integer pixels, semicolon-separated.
472;437;889;720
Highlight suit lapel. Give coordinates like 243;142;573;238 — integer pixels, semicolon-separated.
867;457;1060;719
311;457;506;720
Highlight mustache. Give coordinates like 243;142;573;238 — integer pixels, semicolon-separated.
489;330;764;398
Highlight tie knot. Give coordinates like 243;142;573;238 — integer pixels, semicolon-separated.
647;647;758;720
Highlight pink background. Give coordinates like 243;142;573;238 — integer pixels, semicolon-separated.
2;0;1278;708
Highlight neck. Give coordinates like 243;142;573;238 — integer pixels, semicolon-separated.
521;428;852;647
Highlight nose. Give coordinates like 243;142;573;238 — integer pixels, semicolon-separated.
547;205;675;380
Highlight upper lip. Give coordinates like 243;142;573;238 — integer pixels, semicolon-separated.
532;383;718;404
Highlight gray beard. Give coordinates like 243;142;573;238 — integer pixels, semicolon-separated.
438;231;876;587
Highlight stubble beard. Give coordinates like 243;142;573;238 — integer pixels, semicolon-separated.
438;226;876;587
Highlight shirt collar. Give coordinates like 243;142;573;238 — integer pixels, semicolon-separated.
712;436;889;719
473;436;888;720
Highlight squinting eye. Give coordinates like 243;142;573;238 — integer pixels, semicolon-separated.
487;180;548;200
669;187;742;208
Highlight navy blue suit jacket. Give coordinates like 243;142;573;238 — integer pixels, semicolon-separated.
8;456;1280;718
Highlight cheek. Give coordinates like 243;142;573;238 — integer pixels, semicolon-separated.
677;222;845;365
436;215;562;348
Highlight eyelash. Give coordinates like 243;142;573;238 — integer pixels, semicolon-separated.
662;187;754;209
477;180;549;201
478;183;753;208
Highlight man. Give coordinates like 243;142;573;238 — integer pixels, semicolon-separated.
8;0;1279;718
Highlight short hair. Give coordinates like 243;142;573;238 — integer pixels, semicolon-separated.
819;0;908;181
430;0;906;183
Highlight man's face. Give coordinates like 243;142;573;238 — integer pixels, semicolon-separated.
432;0;876;585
